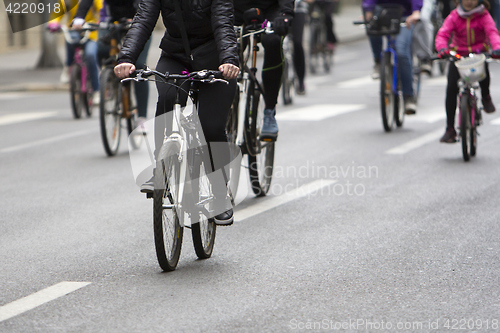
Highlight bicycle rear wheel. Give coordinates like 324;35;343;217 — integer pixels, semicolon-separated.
70;64;84;119
380;52;395;132
248;141;274;196
394;79;405;127
190;150;216;259
460;94;471;161
99;67;122;156
154;153;183;271
412;56;422;103
281;37;294;105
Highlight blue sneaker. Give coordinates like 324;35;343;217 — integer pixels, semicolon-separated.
260;108;278;141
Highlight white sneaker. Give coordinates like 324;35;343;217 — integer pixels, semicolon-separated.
371;63;380;80
135;117;148;134
60;66;69;84
92;92;100;105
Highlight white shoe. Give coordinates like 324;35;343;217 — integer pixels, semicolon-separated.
92;92;100;105
371;63;380;80
135;117;148;134
60;66;69;84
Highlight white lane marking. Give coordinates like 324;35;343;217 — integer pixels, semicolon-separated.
276;104;365;121
405;106;446;123
385;129;443;155
0;112;58;126
0;281;91;323
236;179;337;221
490;117;500;125
336;76;375;88
0;129;96;153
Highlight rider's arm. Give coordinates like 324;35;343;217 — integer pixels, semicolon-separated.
211;0;239;66
117;0;161;66
483;11;500;50
74;0;94;22
434;11;454;52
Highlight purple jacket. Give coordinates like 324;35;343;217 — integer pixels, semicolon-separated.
362;0;423;17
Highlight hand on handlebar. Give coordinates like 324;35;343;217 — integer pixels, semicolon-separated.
115;63;136;79
405;10;420;27
438;48;450;59
219;63;239;80
272;14;292;36
71;18;85;30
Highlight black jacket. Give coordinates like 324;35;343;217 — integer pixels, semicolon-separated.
233;0;294;26
117;0;238;67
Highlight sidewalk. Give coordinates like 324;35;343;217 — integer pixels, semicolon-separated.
0;4;366;93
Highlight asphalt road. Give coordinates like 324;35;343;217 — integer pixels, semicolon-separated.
1;38;500;332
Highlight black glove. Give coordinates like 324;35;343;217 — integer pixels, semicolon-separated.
273;14;292;36
492;49;500;59
438;48;450;59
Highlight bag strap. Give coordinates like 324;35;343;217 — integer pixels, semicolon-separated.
173;0;193;61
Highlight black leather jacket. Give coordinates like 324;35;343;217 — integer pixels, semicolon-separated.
117;0;238;67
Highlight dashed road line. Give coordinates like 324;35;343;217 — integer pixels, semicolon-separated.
0;281;91;322
0;111;58;126
236;179;337;221
276;104;365;121
0;129;96;153
385;129;443;155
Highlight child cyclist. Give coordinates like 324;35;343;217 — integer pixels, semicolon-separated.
436;0;500;143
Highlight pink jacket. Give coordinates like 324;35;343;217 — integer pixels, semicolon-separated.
435;7;500;55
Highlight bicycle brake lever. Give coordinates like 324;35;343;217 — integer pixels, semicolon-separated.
209;78;229;84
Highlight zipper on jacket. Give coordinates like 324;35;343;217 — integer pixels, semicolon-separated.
467;17;472;53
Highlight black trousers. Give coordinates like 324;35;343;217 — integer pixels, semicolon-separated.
445;62;490;128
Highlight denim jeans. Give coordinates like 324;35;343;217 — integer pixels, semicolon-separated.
66;31;100;92
369;25;415;97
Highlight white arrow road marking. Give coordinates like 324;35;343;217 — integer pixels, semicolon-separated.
0;281;91;322
386;129;443;155
236;179;337;222
276;104;365;121
0;111;58;126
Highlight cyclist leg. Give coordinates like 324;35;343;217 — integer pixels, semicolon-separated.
368;35;383;79
440;62;459;142
323;1;337;51
479;63;495;113
134;37;153;126
198;78;237;222
292;10;306;94
83;40;100;94
260;21;283;139
395;25;416;113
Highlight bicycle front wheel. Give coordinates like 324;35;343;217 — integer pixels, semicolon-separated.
84;72;93;117
190;150;216;259
124;84;143;150
154;153;183;271
226;90;241;200
380;52;395;132
99;67;122;156
70;64;84;119
394;80;405;128
460;94;471;162
282;37;294;105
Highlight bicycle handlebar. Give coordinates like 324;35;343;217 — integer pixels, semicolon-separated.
121;68;228;85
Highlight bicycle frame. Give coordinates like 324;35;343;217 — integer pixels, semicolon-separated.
384;35;399;96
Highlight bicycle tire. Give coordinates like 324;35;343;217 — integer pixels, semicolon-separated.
470;101;478;157
243;78;262;156
460;94;471;161
380;52;395;132
226;90;241;200
281;41;294;105
394;89;405;128
248;141;274;196
124;84;143;150
412;56;422;104
154;154;183;271
84;72;93;117
99;67;122;156
190;150;216;259
70;64;83;119
309;15;321;74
